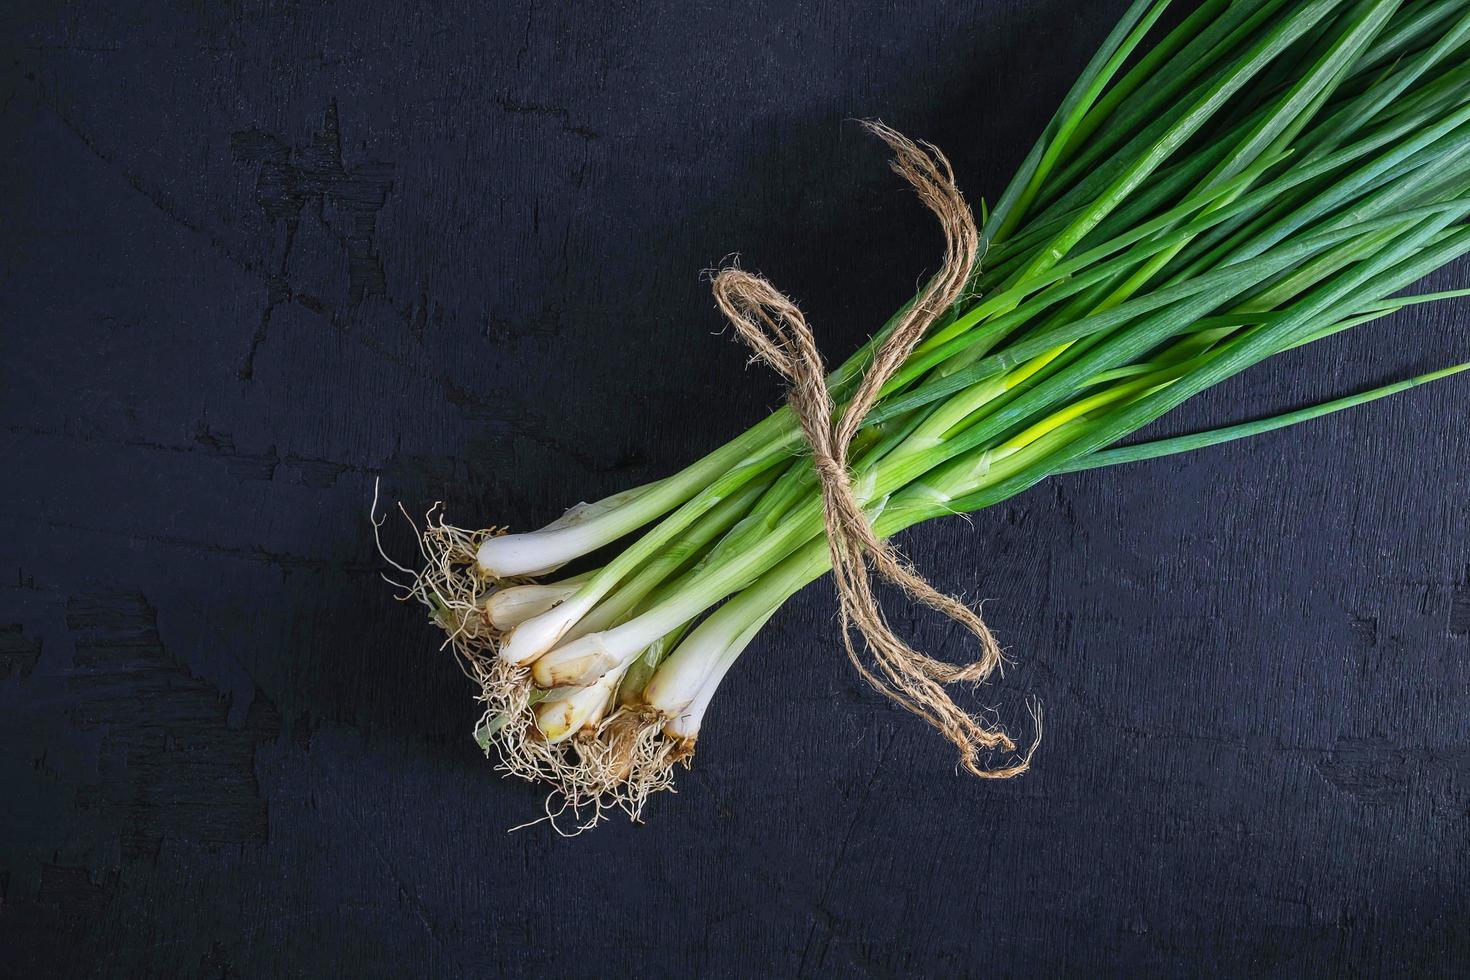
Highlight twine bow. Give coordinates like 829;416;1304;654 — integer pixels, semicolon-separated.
711;121;1036;777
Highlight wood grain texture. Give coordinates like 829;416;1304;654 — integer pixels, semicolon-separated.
2;0;1468;975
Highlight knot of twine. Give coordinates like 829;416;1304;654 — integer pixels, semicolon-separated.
711;121;1036;778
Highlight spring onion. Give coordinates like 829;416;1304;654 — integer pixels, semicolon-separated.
383;0;1470;831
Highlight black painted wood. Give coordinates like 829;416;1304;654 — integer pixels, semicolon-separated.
3;1;1469;975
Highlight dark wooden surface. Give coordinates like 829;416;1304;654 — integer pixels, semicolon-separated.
3;0;1469;975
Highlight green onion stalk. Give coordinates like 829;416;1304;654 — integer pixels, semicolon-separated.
384;0;1470;831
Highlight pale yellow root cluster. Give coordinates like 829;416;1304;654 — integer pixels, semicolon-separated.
375;497;691;833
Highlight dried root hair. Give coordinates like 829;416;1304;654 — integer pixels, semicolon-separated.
372;483;690;834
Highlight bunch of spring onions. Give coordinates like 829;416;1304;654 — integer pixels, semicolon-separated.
387;0;1470;829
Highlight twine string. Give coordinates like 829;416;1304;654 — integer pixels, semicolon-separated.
711;121;1037;777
